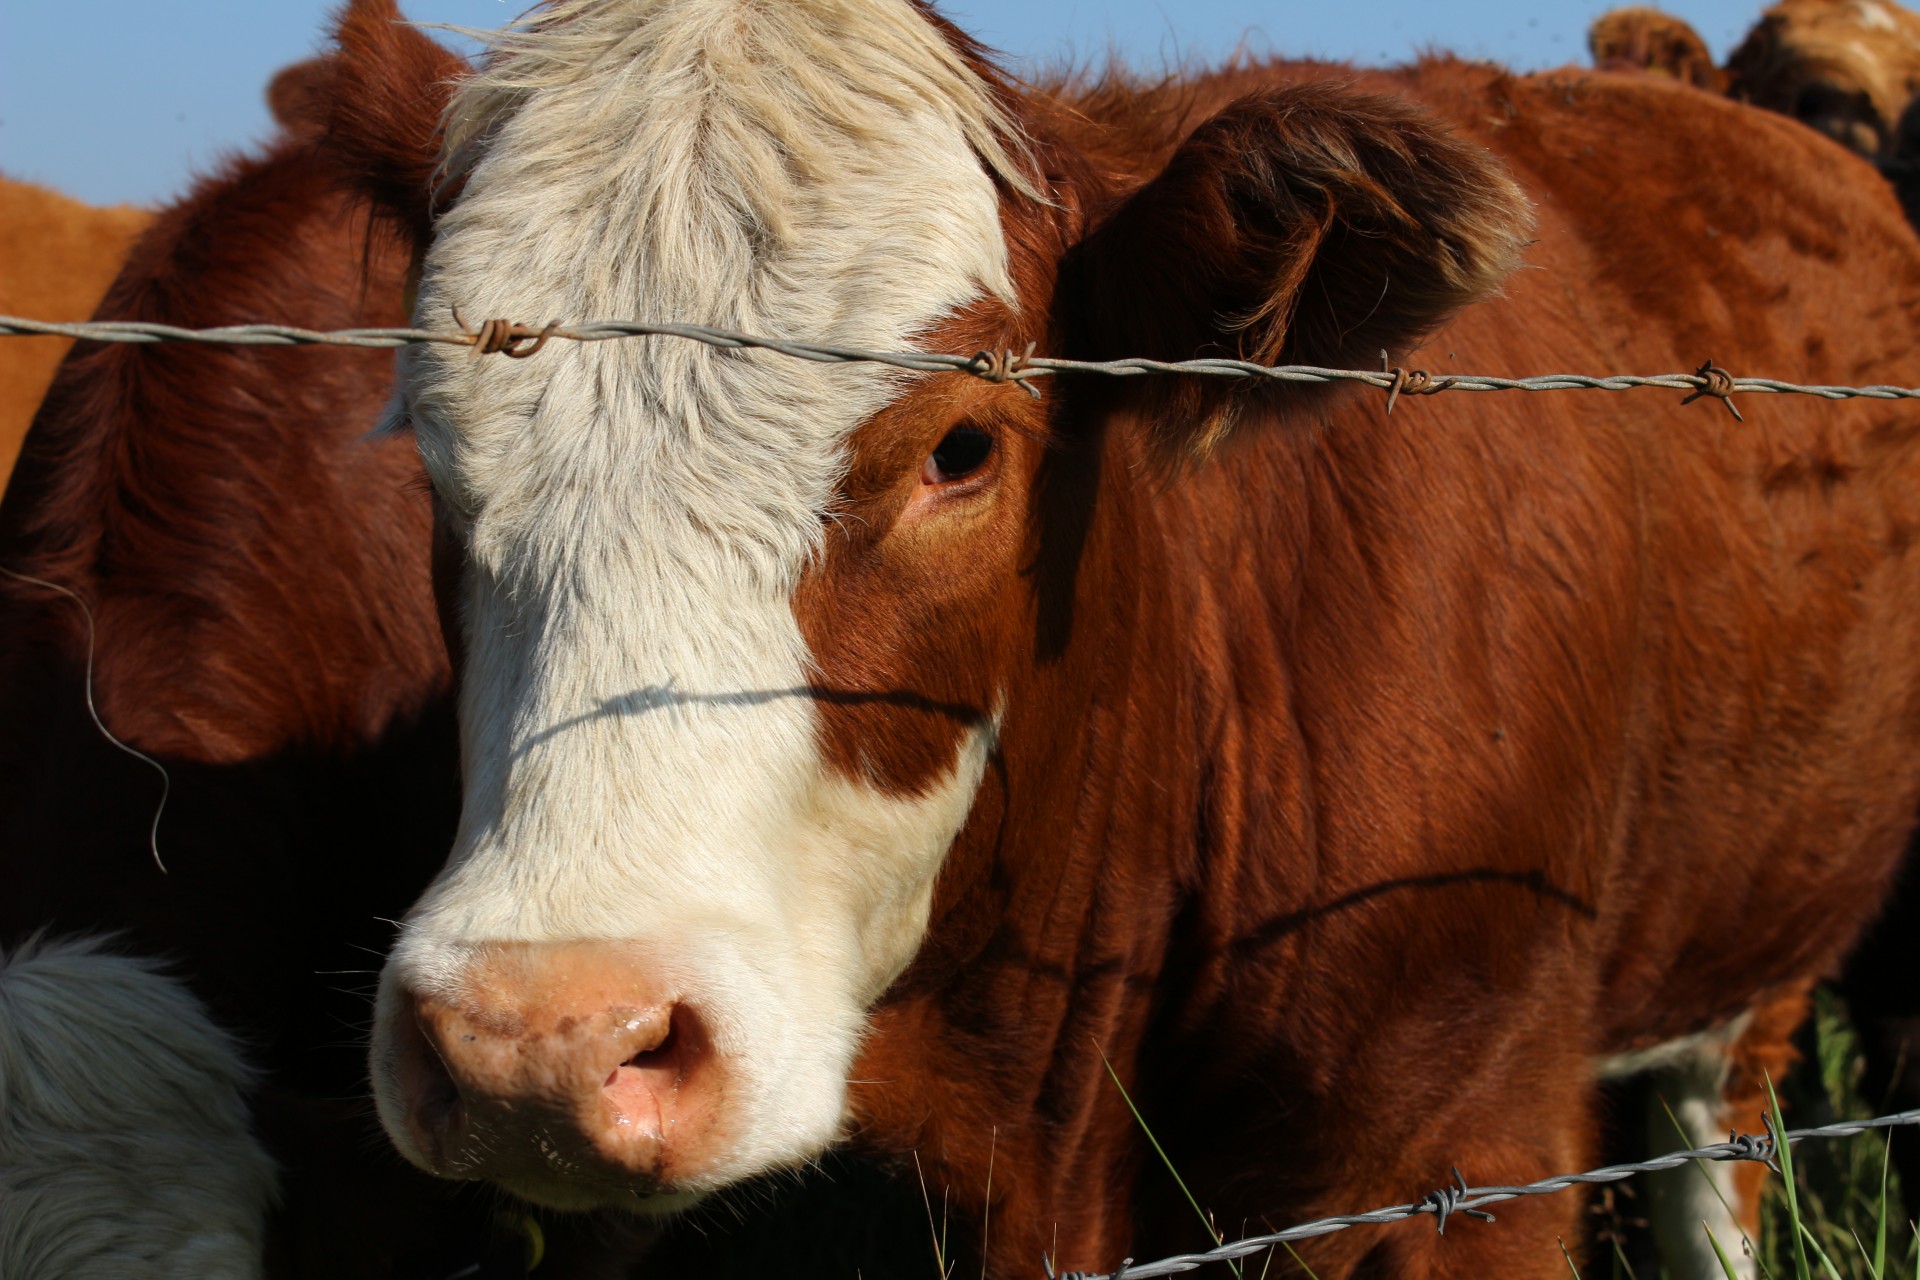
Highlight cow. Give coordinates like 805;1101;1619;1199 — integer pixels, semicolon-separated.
0;42;657;1277
1587;0;1920;1203
0;176;149;489
0;935;274;1278
278;1;1920;1278
1725;0;1920;161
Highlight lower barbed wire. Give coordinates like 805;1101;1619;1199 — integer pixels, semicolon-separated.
1058;1108;1920;1280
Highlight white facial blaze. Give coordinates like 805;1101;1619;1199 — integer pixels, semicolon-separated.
375;0;1022;1191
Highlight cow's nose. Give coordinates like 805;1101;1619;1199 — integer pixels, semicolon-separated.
387;945;715;1193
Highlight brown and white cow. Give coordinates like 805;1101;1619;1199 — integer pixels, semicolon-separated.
1726;0;1920;158
296;1;1920;1276
1590;1;1920;204
13;0;1920;1276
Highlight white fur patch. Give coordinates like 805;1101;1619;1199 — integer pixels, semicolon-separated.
0;935;275;1279
1599;1019;1758;1280
1851;1;1900;34
375;0;1020;1199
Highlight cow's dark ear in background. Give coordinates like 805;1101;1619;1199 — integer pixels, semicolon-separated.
1055;83;1532;460
322;0;470;255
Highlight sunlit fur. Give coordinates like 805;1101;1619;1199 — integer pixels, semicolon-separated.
0;936;275;1278
373;0;1024;1200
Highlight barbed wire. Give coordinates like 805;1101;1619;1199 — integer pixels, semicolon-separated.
1052;1108;1920;1280
6;315;1920;415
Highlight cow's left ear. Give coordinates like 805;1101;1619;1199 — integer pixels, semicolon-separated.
1055;83;1532;459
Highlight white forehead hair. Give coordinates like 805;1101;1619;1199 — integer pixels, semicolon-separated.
410;0;1030;576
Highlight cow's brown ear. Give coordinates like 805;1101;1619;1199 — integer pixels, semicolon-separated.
321;0;470;253
1055;83;1531;460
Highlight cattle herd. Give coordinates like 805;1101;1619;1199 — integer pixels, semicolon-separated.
8;1;1920;1278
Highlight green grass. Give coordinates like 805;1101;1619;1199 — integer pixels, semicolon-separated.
1749;990;1916;1280
1606;987;1919;1280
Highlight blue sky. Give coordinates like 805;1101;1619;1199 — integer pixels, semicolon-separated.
2;1;1770;208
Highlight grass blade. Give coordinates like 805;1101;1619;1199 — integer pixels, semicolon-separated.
1098;1046;1242;1280
1706;1224;1747;1280
1796;1220;1844;1280
1877;1132;1893;1280
1657;1094;1773;1280
1768;1075;1815;1280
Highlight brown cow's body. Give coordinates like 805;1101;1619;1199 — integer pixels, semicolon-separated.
821;61;1920;1277
11;3;1920;1277
0;176;149;489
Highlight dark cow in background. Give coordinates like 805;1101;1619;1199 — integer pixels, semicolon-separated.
0;37;651;1278
11;1;1920;1277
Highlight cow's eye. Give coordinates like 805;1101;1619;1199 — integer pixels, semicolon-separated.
922;427;994;485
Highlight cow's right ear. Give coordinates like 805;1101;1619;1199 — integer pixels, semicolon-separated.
1054;83;1532;461
321;0;470;252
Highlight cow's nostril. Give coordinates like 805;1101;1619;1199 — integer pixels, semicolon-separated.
393;1001;471;1168
621;1019;677;1072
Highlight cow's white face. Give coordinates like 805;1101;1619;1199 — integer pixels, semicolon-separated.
368;0;1033;1210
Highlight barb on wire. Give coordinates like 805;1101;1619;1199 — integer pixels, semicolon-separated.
1681;358;1745;422
5;314;1920;409
1421;1167;1495;1235
1383;351;1455;416
452;307;570;359
1053;1107;1920;1280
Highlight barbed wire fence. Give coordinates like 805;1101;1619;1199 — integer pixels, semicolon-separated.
8;314;1920;422
12;309;1920;1275
1052;1109;1920;1280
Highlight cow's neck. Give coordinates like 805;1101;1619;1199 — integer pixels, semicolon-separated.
851;422;1242;1271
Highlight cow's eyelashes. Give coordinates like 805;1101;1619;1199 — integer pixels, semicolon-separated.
921;426;994;486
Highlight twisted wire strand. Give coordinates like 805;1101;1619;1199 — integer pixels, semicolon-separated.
6;315;1920;404
1056;1109;1920;1280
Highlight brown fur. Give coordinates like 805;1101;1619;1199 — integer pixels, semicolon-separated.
0;176;149;492
773;61;1920;1279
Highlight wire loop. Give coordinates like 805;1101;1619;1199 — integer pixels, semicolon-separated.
1681;358;1744;422
969;341;1042;399
453;307;567;359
